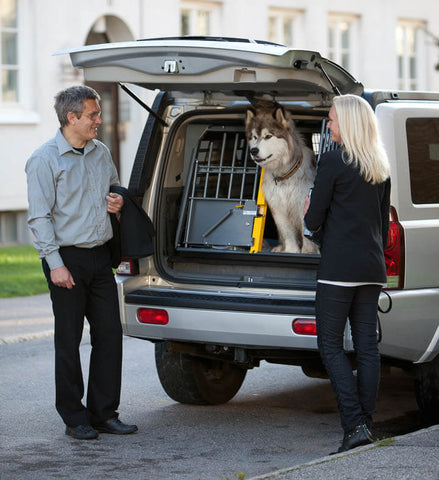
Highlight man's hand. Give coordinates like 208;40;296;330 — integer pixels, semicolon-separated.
106;192;124;214
51;266;76;289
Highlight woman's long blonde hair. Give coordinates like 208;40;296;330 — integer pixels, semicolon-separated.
333;94;390;184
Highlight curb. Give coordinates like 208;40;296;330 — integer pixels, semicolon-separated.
0;325;90;346
0;329;54;345
247;444;378;480
246;425;439;480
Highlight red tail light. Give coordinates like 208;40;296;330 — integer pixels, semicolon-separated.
137;308;169;325
384;206;405;289
293;318;317;335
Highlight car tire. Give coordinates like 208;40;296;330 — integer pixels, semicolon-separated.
155;341;247;405
414;354;439;424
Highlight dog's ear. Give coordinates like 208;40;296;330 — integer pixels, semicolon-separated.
246;108;256;124
274;107;289;128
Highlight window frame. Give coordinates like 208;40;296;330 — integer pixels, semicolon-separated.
1;0;19;103
396;20;426;91
180;1;221;36
0;0;38;125
327;13;359;76
267;8;304;47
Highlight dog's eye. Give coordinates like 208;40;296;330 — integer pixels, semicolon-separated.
264;134;272;140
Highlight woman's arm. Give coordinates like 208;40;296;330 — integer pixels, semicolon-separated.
304;153;337;232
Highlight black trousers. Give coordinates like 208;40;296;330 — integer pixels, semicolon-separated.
43;244;122;427
315;282;381;434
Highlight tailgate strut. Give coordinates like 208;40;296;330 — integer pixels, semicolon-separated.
315;63;342;96
119;82;169;127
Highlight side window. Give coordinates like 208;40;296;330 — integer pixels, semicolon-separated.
406;118;439;204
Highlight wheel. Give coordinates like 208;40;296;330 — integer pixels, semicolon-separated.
414;355;439;424
155;342;247;405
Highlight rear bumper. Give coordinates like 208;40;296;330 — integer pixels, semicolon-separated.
121;287;318;350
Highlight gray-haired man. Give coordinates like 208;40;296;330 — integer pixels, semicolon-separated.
26;85;137;440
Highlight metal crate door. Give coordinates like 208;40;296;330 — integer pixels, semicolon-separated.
176;126;261;250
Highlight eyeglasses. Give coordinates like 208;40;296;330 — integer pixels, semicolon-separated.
83;111;102;121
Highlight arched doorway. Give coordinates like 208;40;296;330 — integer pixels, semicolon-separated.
84;16;134;174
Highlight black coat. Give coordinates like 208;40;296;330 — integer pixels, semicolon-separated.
304;149;390;283
108;185;155;267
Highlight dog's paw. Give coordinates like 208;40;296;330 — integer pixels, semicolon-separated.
301;238;320;254
274;243;301;254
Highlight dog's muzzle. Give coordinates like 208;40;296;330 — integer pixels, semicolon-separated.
249;147;271;163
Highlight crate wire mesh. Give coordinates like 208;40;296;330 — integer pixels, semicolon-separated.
175;120;338;252
316;118;339;162
175;126;260;250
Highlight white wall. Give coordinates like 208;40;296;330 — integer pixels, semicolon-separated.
1;0;439;242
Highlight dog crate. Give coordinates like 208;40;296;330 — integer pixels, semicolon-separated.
175;119;337;253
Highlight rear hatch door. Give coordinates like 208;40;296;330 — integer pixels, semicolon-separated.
58;36;363;99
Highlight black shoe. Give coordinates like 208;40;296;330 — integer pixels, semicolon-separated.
93;418;138;435
335;424;374;453
65;424;99;440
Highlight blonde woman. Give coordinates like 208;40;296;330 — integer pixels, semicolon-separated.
304;94;391;453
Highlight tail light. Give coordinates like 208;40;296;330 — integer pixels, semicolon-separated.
293;318;317;335
116;259;139;276
384;206;405;289
137;308;169;325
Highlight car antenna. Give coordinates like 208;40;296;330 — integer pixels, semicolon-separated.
119;82;169;127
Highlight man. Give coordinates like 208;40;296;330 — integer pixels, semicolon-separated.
25;85;137;440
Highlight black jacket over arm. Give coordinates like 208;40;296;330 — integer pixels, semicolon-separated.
304;149;390;283
108;185;155;267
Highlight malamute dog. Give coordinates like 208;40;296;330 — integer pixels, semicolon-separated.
246;107;318;254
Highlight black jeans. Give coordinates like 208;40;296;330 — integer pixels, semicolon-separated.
43;244;122;427
315;282;381;434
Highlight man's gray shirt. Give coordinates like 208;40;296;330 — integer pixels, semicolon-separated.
25;129;120;270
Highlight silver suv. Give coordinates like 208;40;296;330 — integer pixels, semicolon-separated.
64;37;439;422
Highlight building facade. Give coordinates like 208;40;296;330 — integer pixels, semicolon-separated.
1;0;439;244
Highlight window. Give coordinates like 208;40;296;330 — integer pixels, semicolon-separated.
328;14;359;73
0;210;29;244
180;1;221;36
406;118;439;204
0;0;19;103
396;21;425;90
0;0;37;123
0;211;17;243
268;8;303;46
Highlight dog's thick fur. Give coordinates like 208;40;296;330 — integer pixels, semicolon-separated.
246;107;318;254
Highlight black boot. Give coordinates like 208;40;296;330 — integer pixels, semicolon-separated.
335;424;374;453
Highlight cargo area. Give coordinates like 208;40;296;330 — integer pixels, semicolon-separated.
155;107;336;288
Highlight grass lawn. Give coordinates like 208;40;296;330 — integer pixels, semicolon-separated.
0;245;48;298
